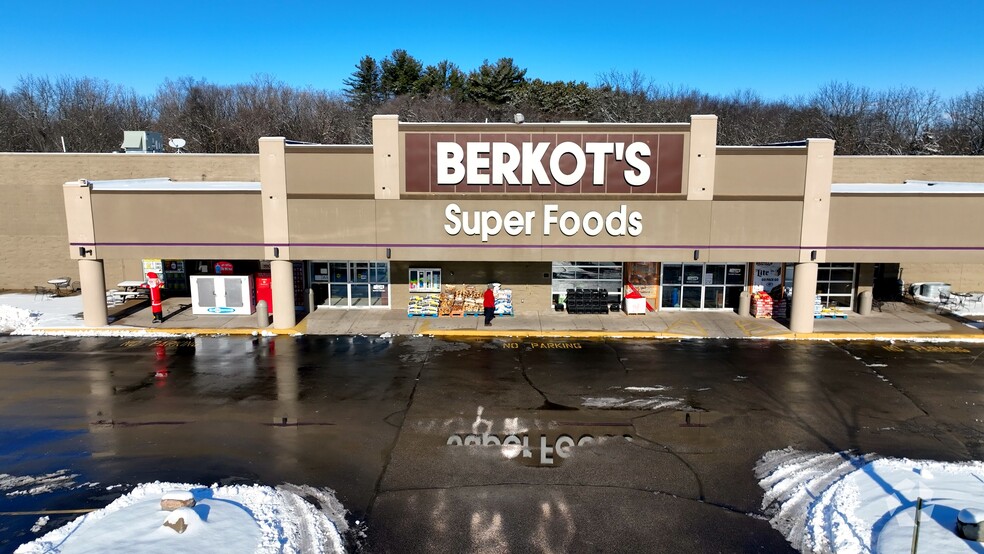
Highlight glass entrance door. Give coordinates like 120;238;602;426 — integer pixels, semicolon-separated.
317;261;390;309
661;263;747;309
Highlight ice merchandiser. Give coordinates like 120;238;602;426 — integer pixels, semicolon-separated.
190;275;255;315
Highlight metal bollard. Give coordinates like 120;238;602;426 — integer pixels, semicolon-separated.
256;300;270;327
738;291;750;317
857;290;872;315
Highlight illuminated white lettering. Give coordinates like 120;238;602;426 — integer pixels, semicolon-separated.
559;211;580;236
466;142;491;185
482;211;502;242
491;143;521;185
582;211;604;236
550;142;586;186
503;211;525;236
437;143;465;185
624;142;651;186
522;143;550;185
628;211;643;236
543;204;559;235
584;142;615;185
444;203;462;235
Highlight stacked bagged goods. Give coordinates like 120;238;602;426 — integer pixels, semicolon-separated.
438;285;465;317
494;288;513;316
438;286;455;317
750;291;773;318
407;294;440;317
774;298;788;319
462;286;483;315
815;297;847;318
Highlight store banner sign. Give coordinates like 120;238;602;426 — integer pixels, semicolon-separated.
405;132;684;194
444;203;642;242
754;262;782;293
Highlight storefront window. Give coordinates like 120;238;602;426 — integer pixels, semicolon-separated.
816;263;856;309
313;261;391;309
661;263;747;309
662;285;681;308
726;265;746;285
662;264;682;285
551;261;623;300
330;262;348;283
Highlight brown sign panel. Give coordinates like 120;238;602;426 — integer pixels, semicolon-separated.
404;132;685;194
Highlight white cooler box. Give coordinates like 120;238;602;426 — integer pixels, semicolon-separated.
623;296;647;315
191;275;255;315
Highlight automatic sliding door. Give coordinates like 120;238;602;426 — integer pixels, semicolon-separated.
329;284;348;308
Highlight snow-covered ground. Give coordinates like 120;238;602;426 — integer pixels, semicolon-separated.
756;448;984;553
0;293;85;333
15;481;349;553
0;293;189;337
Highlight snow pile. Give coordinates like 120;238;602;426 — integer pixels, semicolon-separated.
0;470;94;497
16;481;349;554
756;448;984;553
0;293;84;333
583;384;686;410
0;304;38;333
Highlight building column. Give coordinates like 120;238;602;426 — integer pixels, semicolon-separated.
790;262;818;334
271;259;296;329
79;259;108;327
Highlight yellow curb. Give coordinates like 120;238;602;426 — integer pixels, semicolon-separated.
33;327;301;336
421;329;744;339
26;327;984;342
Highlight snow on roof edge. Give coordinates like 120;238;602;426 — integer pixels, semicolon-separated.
87;178;260;192
832;180;984;194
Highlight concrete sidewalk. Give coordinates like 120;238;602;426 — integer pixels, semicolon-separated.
34;297;983;341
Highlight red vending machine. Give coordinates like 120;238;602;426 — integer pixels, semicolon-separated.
255;273;273;312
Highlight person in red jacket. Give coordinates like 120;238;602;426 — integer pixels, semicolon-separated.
483;284;496;326
141;272;164;323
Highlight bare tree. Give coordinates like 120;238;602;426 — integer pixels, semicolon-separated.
11;76;59;151
808;81;877;154
939;87;984;155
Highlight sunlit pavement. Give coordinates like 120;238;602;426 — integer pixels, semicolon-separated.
1;335;981;551
50;297;984;340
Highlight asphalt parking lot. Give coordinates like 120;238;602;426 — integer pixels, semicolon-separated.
0;335;981;552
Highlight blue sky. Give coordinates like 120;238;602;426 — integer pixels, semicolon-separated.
2;1;981;100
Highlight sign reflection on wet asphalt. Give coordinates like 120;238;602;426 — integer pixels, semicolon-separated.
0;335;981;552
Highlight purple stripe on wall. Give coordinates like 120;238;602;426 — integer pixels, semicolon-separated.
71;241;984;251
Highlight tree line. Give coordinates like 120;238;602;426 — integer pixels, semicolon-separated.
0;50;982;156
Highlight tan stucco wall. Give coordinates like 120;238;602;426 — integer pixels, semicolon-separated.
0;153;257;290
707;200;804;262
286;197;811;264
91;192;264;260
899;263;984;292
714;148;808;197
285;148;374;196
833;157;984;183
827;195;984;263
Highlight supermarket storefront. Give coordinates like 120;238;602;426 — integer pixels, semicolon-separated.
69;112;984;334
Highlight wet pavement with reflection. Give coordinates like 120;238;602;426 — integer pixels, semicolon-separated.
0;335;981;552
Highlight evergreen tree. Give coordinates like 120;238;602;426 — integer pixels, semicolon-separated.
380;49;423;98
466;58;527;115
343;56;384;108
418;60;467;99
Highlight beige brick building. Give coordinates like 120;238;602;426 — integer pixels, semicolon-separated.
3;115;984;333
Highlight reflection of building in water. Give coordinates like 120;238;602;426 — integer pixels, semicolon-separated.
270;337;300;476
87;359;118;457
190;337;258;395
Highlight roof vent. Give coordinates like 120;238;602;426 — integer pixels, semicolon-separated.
119;131;164;153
